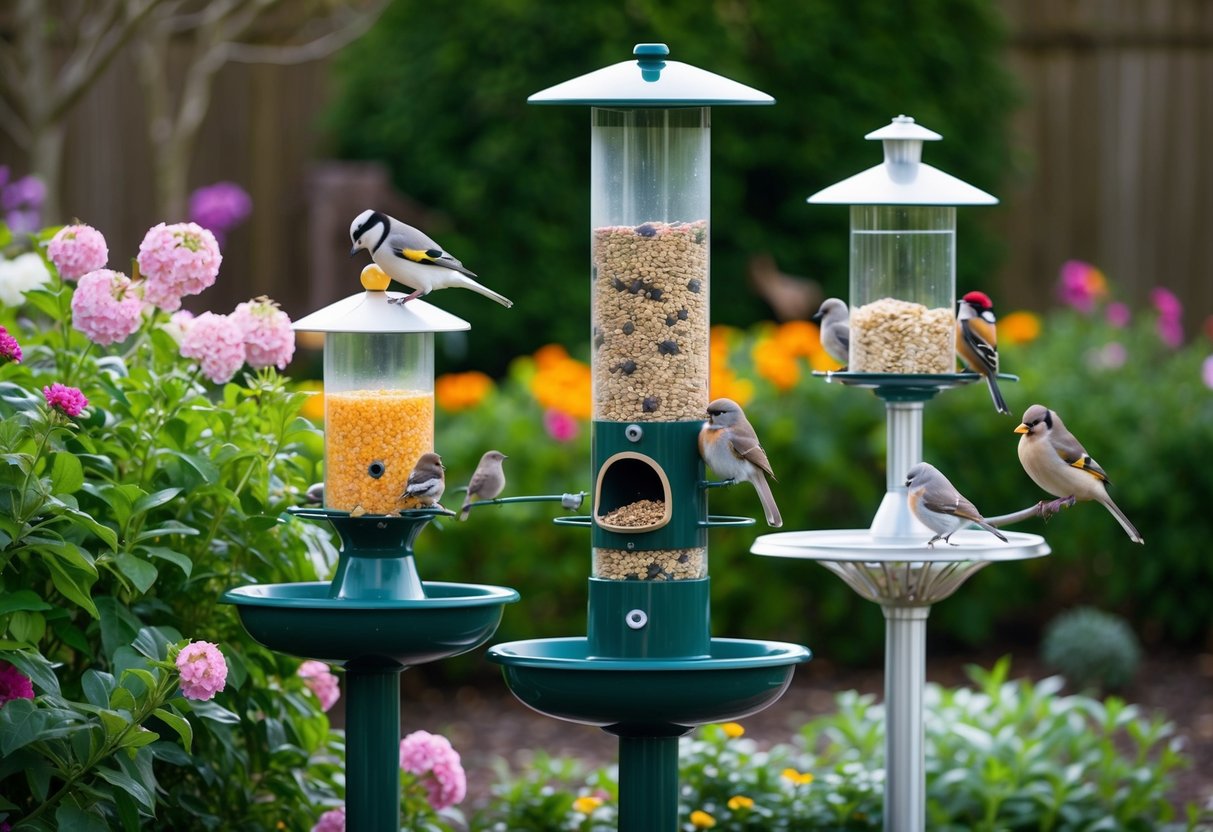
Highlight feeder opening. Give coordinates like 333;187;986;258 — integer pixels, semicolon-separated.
594;452;673;532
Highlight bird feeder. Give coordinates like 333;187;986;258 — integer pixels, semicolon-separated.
809;116;996;374
292;266;469;516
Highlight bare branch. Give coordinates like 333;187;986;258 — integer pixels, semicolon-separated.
0;94;32;148
986;497;1076;528
221;0;388;65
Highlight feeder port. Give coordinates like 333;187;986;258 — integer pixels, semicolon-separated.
325;389;434;513
849;298;954;374
593;547;706;581
592;220;709;422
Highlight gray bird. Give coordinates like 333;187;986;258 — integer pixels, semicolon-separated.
698;398;782;527
1015;404;1143;544
459;450;508;521
905;461;1007;547
811;297;850;367
399;452;446;508
349;210;513;307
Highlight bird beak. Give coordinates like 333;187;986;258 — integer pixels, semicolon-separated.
502;454;509;459
349;244;361;257
1013;423;1029;434
810;311;823;323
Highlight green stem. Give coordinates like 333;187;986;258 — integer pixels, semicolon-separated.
15;418;56;526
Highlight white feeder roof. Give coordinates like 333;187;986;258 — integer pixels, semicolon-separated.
808;115;997;206
292;291;471;334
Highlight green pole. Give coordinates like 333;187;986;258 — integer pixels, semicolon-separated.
617;733;682;832
344;660;402;831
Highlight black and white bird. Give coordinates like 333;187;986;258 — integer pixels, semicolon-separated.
956;290;1010;415
349;210;513;307
399;452;446;509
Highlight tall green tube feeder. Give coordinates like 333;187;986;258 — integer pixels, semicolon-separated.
489;44;811;832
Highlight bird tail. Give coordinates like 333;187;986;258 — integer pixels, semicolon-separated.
984;372;1011;415
459;499;472;522
752;476;783;528
467;279;514;308
976;519;1008;542
1098;492;1144;544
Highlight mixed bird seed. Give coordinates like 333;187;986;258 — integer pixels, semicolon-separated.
849;297;955;374
592;220;709;422
593;547;707;581
325;389;433;514
598;499;667;528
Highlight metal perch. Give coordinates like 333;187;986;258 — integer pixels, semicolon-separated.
461;491;588;513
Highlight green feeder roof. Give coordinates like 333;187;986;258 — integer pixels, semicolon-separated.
529;43;773;107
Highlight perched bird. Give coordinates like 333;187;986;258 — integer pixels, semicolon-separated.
1015;404;1143;543
811;297;850;368
349;210;513;307
905;461;1008;547
459;450;508;521
698;398;782;527
956;290;1010;415
399;452;446;508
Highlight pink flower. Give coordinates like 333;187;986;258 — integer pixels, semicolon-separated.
1105;302;1131;328
0;325;21;364
137;222;222;312
399;730;467;810
1203;356;1213;390
543;408;579;442
48;224;108;282
179;312;246;384
175;640;228;701
1151;287;1184;347
43;383;88;418
71;269;144;346
161;310;196;346
311;806;345;832
1057;260;1107;313
230;296;295;370
0;660;35;705
297;660;340;712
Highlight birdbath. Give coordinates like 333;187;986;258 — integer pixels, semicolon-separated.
223;269;519;832
487;44;811;832
751;119;1050;832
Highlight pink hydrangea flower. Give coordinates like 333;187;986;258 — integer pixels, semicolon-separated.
231;296;295;370
43;383;88;418
399;730;466;810
311;806;345;832
137;222;222;312
0;325;22;364
48;224;108;282
161;310;196;346
179;312;246;384
175;640;228;701
71;269;144;346
297;660;340;712
0;660;35;705
543;408;579;442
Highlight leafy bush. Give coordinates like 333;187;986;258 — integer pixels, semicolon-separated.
1041;606;1142;692
478;659;1203;831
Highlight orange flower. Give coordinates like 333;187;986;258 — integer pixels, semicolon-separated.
752;338;799;391
533;342;571;370
529;345;592;419
296;380;324;422
773;319;821;358
998;311;1041;346
710;365;754;406
435;371;494;411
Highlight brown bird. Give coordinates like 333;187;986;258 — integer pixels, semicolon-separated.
698;398;782;527
459;450;508;521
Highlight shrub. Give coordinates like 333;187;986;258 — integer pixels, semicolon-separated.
1041;606;1142;692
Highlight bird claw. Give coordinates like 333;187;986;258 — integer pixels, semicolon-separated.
1039;496;1077;520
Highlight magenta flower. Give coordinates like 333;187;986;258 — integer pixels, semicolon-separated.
399;730;467;810
136;222;222;312
230;296;295;370
1105;302;1131;328
189;182;252;246
311;806;345;832
71;269;144;346
0;660;35;705
43;383;88;418
0;325;22;364
543;408;579;442
48;224;109;282
175;640;228;701
1203;356;1213;390
1057;260;1107;313
1150;287;1184;347
297;660;340;712
179;312;246;384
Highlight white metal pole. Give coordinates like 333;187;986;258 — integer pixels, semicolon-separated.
883;603;930;832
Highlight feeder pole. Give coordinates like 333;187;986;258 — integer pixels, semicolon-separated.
344;660;403;831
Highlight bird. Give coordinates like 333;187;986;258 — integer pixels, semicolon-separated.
1015;404;1143;543
698;397;782;527
349;209;513;308
811;297;850;368
399;452;446;509
459;450;508;521
956;290;1010;415
905;461;1008;547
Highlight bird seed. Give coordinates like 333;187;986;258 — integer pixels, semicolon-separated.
325;389;433;513
593;547;707;581
849;297;955;373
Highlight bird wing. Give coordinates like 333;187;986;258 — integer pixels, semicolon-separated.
959;317;998;374
729;426;776;480
1048;429;1111;483
835;324;850;355
465;468;489;497
922;493;986;523
386;230;477;277
405;476;442;496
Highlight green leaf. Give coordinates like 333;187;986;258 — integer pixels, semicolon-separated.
99;709;131;740
152;707;193;753
55;803;110;832
44;556;100;618
115;553;158;593
0;699;46;755
97;596;143;664
50;452;85;495
186;699;241;724
165;449;220;484
117;727;159;750
132;625;180;661
113;788;143;832
131;487;182;516
0;589;53;615
137;545;192;578
8;610;45;644
53;503;118;551
109;686;137;712
82;670;116;709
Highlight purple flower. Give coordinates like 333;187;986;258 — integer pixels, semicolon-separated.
1203;356;1213;390
175;640;228;701
0;660;35;705
189;182;252;245
1;175;45;212
1105;302;1131;328
43;383;88;418
0;325;22;364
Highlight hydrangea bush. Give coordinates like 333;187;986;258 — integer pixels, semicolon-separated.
0;218;338;830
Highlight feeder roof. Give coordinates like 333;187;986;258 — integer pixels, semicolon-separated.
808;115;997;206
529;43;773;107
292;291;471;334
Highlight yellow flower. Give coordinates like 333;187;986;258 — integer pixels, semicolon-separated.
998;310;1042;346
690;809;717;828
572;795;603;813
709;366;754;407
435;370;494;411
720;722;745;739
296;380;324;422
782;767;815;785
727;795;754;811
